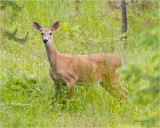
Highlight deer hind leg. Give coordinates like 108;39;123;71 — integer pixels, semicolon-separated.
112;74;128;100
101;74;128;100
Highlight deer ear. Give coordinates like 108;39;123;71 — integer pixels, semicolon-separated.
51;21;60;31
33;21;42;31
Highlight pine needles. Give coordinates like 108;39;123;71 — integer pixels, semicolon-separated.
0;1;28;42
0;26;28;42
0;1;23;11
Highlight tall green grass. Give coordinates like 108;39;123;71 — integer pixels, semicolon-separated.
0;0;159;127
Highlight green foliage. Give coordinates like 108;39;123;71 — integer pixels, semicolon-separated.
0;0;23;11
0;0;159;127
0;1;28;42
1;66;44;98
0;27;28;42
119;27;159;127
138;28;159;47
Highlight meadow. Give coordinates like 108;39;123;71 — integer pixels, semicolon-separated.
0;0;159;127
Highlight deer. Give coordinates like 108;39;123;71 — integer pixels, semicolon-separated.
33;21;128;104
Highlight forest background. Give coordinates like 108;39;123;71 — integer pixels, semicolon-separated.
0;0;159;127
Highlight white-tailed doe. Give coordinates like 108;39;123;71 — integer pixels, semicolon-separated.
33;21;128;104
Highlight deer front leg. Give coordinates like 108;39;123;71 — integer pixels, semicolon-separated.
66;80;75;99
51;83;60;105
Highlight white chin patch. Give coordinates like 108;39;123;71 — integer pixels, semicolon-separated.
45;41;52;47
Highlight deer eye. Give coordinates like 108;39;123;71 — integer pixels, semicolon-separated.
49;33;52;35
41;33;43;35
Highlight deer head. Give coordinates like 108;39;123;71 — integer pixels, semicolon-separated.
33;21;60;46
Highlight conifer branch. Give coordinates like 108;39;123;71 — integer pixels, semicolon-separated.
0;26;28;42
0;1;23;11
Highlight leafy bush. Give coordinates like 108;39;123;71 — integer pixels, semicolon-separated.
119;27;159;127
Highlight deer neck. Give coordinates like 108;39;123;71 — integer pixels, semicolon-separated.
45;39;58;66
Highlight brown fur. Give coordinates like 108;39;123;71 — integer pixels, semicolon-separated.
33;21;128;104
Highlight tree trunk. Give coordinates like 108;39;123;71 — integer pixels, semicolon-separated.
121;0;127;40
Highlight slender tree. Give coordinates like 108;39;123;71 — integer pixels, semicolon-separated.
121;0;127;40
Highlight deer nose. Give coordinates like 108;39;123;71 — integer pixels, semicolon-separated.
43;39;48;43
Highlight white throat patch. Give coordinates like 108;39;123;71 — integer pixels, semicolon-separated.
45;41;52;47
